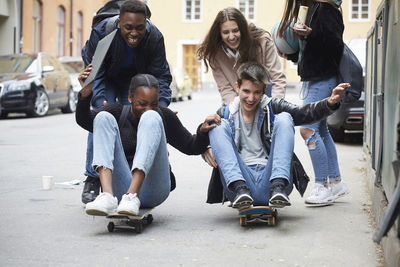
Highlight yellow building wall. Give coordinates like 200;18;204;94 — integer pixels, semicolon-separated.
149;0;380;85
342;0;381;40
150;0;286;86
22;0;107;57
20;0;380;81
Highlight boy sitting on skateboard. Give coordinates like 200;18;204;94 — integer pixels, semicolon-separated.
76;66;220;216
203;62;348;209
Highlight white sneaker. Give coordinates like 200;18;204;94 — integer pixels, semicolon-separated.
117;193;140;216
305;183;334;205
86;192;117;216
330;180;350;201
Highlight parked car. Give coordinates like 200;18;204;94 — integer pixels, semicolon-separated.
171;68;193;102
59;57;84;105
0;53;76;118
327;91;364;142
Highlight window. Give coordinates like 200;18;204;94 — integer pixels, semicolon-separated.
57;6;66;57
76;11;83;56
238;0;255;21
32;0;42;52
350;0;369;21
184;0;201;21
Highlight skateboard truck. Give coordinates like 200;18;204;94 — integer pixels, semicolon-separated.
238;206;278;226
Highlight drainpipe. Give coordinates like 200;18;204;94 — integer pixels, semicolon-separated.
19;0;23;53
69;0;73;56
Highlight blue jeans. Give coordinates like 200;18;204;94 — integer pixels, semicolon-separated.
92;110;170;207
209;112;294;206
84;87;130;178
301;77;341;185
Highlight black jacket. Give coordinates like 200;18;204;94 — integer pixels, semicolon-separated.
82;19;172;108
298;3;344;81
76;93;209;191
206;96;339;204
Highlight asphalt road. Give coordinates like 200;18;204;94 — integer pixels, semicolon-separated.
0;88;382;266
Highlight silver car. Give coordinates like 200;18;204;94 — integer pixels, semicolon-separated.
0;53;76;118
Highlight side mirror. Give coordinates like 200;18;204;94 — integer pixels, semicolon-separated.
42;65;55;73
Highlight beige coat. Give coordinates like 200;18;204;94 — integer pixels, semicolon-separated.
212;33;286;104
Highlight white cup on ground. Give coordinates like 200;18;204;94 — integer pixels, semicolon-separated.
42;176;54;190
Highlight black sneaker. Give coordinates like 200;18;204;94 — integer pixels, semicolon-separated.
269;178;291;208
230;181;253;209
81;176;101;204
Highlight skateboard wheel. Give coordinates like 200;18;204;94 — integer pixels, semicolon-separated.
240;217;247;226
273;209;278;217
268;216;276;226
135;222;143;233
147;214;153;224
107;222;115;232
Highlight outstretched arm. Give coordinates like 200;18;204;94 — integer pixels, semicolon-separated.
271;83;350;126
164;110;221;155
327;83;348;107
262;34;286;99
199;114;221;133
75;65;113;132
199;114;221;168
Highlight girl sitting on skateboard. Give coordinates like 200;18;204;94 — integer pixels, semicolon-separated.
76;66;220;216
203;62;348;209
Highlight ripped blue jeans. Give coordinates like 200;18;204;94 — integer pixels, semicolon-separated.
301;77;341;185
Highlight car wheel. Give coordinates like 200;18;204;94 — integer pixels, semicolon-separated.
61;89;76;113
0;112;8;119
328;126;345;142
27;88;49;117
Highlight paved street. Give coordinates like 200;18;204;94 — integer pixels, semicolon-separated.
0;87;382;266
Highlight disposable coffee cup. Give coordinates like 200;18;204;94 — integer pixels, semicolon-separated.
42;176;54;190
295;5;308;30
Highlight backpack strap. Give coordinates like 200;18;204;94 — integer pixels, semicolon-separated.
223;104;230;119
268;102;275;127
118;105;130;129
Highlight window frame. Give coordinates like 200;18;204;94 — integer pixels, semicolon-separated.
76;11;83;57
182;0;202;23
236;0;256;22
32;0;42;53
349;0;370;22
57;5;66;57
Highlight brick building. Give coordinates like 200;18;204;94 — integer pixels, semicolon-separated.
0;0;108;57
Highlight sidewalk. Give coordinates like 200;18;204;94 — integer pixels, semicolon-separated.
0;87;383;266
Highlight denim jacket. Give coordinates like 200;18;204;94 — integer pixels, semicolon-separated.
222;96;272;154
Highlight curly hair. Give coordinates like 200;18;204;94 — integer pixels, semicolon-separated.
120;0;151;19
197;7;266;72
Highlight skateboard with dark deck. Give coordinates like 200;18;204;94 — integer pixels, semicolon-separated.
106;208;153;233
